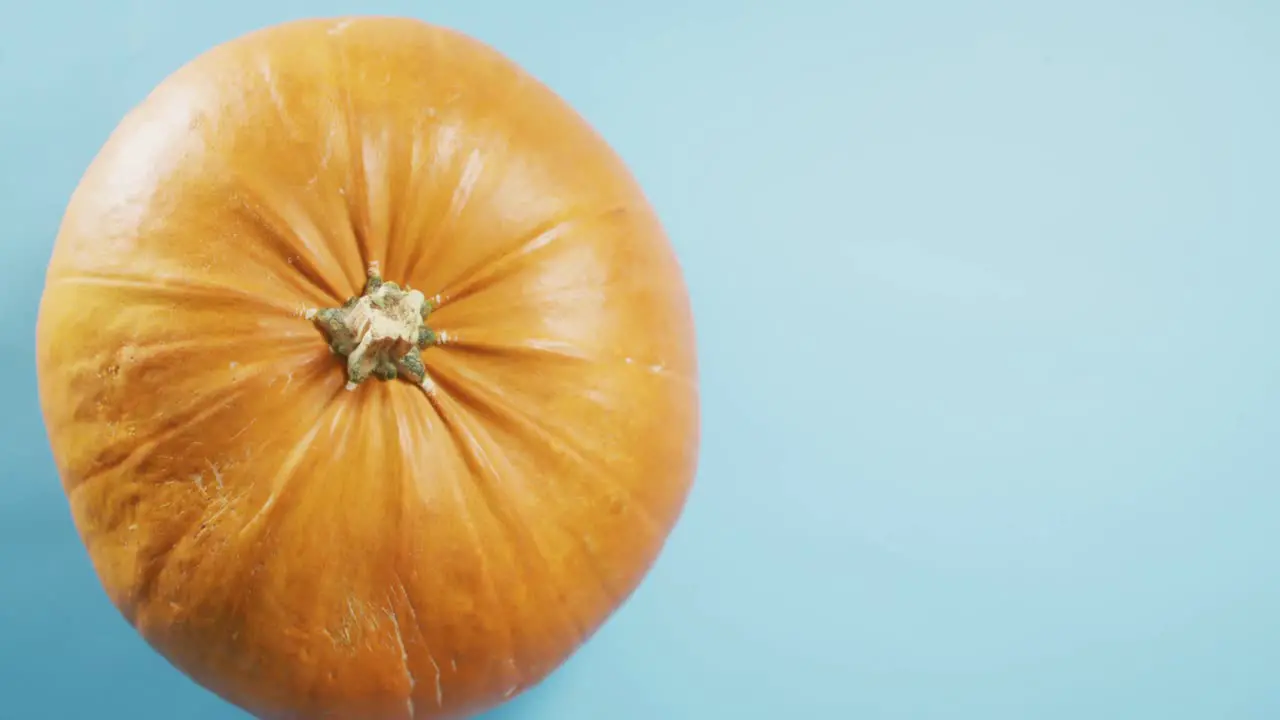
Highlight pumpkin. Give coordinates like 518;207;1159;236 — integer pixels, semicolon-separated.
35;16;698;720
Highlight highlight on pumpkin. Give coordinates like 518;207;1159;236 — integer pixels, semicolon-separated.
304;261;440;392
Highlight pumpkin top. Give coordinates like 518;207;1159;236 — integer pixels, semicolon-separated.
36;16;698;720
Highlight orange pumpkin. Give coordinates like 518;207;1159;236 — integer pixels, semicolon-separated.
35;16;698;720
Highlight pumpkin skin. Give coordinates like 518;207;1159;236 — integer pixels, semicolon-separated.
35;16;698;720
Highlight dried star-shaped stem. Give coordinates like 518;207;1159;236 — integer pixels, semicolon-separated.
305;262;438;391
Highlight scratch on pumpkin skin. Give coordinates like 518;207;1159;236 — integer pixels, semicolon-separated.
193;490;241;541
419;404;524;676
384;606;417;719
71;379;259;495
401;391;522;686
393;576;442;709
206;460;224;490
68;335;314;382
428;653;443;708
230;420;257;440
237;409;326;538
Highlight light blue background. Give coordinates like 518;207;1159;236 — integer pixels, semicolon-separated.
3;1;1280;718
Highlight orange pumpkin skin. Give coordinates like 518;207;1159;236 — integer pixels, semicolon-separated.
35;16;698;720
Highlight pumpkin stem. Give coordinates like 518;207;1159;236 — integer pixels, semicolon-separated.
305;262;438;391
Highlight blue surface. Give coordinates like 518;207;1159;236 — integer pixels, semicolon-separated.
4;1;1280;718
